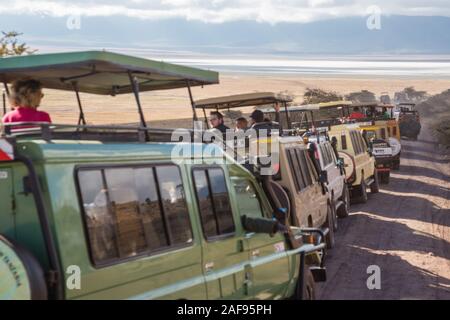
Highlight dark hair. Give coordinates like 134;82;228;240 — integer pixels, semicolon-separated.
250;109;264;123
210;111;224;119
236;117;247;123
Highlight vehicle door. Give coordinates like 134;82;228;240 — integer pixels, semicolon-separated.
324;143;344;200
305;150;328;225
285;147;316;227
229;172;291;300
0;166;14;239
350;131;369;180
191;166;250;299
64;164;207;300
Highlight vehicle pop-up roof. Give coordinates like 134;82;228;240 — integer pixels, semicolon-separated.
194;92;292;128
0;51;219;140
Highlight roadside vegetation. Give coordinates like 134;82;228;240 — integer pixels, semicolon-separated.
416;89;450;150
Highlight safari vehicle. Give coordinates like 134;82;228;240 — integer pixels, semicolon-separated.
397;102;421;140
358;124;393;184
262;104;350;221
0;51;326;300
332;102;402;171
194;94;335;248
289;101;378;204
328;124;378;203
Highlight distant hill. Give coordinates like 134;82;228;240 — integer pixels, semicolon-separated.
3;14;450;55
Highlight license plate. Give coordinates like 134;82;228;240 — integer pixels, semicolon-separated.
373;148;392;156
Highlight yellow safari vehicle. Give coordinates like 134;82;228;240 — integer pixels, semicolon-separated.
0;52;326;300
302;101;379;204
358;123;393;184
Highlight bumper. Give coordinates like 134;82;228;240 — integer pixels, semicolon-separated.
375;156;393;170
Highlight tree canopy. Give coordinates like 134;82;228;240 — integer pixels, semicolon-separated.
0;31;37;57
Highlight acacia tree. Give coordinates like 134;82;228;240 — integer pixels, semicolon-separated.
303;88;343;104
345;90;377;103
0;31;37;57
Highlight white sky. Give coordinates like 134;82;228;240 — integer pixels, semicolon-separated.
0;0;449;24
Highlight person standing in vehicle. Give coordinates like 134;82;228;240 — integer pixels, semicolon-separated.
2;79;51;124
235;117;249;132
381;107;391;119
209;111;229;134
349;106;365;120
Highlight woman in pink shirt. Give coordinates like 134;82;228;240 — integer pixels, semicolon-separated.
2;79;51;125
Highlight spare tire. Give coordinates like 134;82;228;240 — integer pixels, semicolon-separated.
0;235;48;300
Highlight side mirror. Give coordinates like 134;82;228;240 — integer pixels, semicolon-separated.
241;215;282;236
319;170;328;184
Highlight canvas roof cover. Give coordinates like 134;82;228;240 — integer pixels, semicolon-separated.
0;51;219;95
195;92;292;109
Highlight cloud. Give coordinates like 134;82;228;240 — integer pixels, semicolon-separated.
1;0;450;24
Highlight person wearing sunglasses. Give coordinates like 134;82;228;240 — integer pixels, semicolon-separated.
2;79;52;125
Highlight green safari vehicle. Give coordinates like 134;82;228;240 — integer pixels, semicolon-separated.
0;51;326;300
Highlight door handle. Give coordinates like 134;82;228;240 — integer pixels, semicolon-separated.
205;262;214;273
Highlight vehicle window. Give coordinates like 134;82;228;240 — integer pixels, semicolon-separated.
352;131;364;155
393;126;397;136
357;132;367;152
289;148;307;191
78;165;192;266
319;145;327;166
232;178;264;219
297;149;313;186
341;134;347;150
380;128;386;139
305;152;319;181
286;149;300;191
326;144;336;163
193;168;235;239
387;127;391;137
156;166;193;245
349;131;358;154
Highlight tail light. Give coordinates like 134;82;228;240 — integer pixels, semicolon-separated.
0;139;14;161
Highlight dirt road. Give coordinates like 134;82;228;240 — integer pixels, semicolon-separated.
318;126;450;299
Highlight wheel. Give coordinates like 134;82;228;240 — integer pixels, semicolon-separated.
370;171;380;193
302;268;316;300
292;268;317;300
380;171;390;184
337;185;350;218
331;194;338;231
324;203;335;249
352;177;368;204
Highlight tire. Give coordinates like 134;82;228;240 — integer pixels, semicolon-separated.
324;203;335;249
352;177;368;204
292;268;316;300
370;171;380;194
331;194;338;231
337;185;350;218
0;235;48;300
302;268;316;300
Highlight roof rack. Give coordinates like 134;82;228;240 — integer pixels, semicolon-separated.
1;122;192;143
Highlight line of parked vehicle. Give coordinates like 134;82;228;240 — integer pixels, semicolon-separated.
0;50;414;300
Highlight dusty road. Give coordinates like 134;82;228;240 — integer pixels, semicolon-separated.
318;126;450;299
